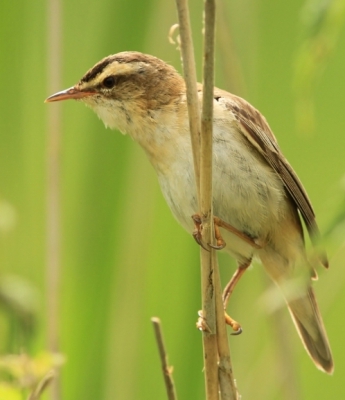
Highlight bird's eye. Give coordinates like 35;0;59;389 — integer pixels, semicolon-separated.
103;76;116;89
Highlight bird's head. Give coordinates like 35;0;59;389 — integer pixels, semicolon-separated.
45;51;184;133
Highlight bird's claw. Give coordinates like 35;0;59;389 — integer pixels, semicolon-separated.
231;327;243;336
225;312;242;335
196;310;211;332
192;214;210;251
192;214;226;251
196;310;242;335
208;241;226;250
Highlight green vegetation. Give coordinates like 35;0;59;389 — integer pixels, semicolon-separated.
0;0;344;398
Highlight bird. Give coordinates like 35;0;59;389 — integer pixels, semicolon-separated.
45;51;333;373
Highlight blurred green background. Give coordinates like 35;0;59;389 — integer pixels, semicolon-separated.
1;0;345;399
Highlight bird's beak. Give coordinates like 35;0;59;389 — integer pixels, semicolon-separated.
45;86;95;103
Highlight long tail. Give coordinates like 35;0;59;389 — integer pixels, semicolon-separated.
285;285;333;373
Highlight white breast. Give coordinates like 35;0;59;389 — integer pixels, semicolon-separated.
153;99;286;260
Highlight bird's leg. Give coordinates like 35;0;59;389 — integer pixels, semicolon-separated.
222;258;252;334
211;216;264;250
223;258;252;307
192;214;264;251
196;259;251;335
192;214;259;334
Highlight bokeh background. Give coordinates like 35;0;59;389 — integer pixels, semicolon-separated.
1;0;345;399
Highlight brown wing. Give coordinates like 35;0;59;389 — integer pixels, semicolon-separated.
217;91;328;268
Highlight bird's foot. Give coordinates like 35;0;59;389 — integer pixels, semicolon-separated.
192;214;210;251
192;214;226;250
192;214;263;251
196;310;212;333
196;310;242;335
224;312;242;335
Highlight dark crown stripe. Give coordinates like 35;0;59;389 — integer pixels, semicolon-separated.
81;56;117;83
80;52;157;83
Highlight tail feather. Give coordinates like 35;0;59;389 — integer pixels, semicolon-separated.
287;286;333;374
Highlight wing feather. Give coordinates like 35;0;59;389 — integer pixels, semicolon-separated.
217;92;328;268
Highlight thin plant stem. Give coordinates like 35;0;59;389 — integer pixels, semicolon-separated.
202;4;238;397
27;371;55;400
214;251;238;400
175;1;218;399
46;0;62;398
199;0;219;398
175;0;239;398
174;0;201;202
151;318;178;400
